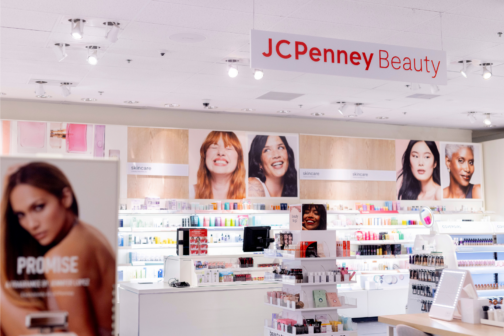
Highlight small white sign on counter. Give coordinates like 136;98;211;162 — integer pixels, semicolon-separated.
127;162;189;176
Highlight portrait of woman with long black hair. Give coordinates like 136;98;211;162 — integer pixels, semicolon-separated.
248;135;298;198
397;140;442;200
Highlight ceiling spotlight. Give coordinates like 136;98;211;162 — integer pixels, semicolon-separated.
481;63;493;80
253;69;263;80
69;19;85;40
483;113;492;125
277;110;290;114
228;64;238;78
81;98;97;102
430;85;440;94
225;59;239;78
124;100;139;104
459;60;472;78
53;43;69;62
35;81;47;96
241;108;255;112
164;103;180;108
467;112;477;124
60;82;72;97
337;102;347;116
86;46;100;65
205;105;218;109
104;22;121;43
354;103;364;116
311;113;325;116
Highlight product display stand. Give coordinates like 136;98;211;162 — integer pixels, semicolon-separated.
264;230;357;335
406;230;458;314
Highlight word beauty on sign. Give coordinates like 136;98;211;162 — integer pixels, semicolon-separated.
251;30;447;85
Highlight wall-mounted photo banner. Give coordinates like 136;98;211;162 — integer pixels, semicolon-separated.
251;30;447;85
189;129;247;199
0;156;118;335
127;162;189;176
300;168;396;181
247;133;299;198
395;140;442;200
440;142;483;200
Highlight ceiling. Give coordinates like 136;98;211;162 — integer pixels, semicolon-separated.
1;0;504;130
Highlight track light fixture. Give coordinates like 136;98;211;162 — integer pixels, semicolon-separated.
35;81;47;96
253;69;263;80
60;82;72;97
225;59;239;78
336;102;347;115
483;113;492;126
467;112;477;124
459;60;472;78
86;46;100;65
104;22;121;43
409;83;421;90
69;19;85;40
481;63;493;80
354;103;364;116
53;43;69;62
430;85;440;94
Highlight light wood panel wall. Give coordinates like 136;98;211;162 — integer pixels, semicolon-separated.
127;127;189;198
300;135;396;200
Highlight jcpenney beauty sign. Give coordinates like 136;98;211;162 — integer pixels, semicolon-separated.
251;30;447;85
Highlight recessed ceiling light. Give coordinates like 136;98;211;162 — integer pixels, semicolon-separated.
483;113;492;126
467;112;477;124
458;60;472;78
164;103;180;108
253;69;264;80
311;112;325;116
169;33;206;43
376;116;389;120
354;103;364;116
81;98;97;102
225;59;239;78
277;110;291;114
241;108;255;112
53;43;69;62
205;105;218;109
60;82;72;97
124;100;139;104
86;46;100;65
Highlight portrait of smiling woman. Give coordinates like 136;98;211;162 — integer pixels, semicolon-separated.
396;140;442;200
0;162;115;336
443;144;482;199
248;134;298;198
192;131;246;199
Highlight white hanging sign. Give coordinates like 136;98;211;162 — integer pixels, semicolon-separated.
251;30;447;85
300;168;396;181
127;162;189;176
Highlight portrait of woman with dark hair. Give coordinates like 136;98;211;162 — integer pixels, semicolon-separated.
397;140;442;200
443;144;482;199
0;162;115;336
302;204;327;230
248;135;298;197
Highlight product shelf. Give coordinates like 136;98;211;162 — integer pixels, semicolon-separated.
264;326;357;336
409;279;438;286
476;289;504;296
264;302;357;312
118;245;175;250
456;246;504;252
331;226;427;230
355;255;409;259
409;265;445;270
282;281;358;287
118;226;288;232
353;270;408;274
280;257;337;261
350;240;414;245
119;262;165;266
194;267;274;273
197;280;276;287
336;256;357;260
119;210;289;215
459;267;504;274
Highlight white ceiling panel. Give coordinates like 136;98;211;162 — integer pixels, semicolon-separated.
290;0;438;31
2;0;504;130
